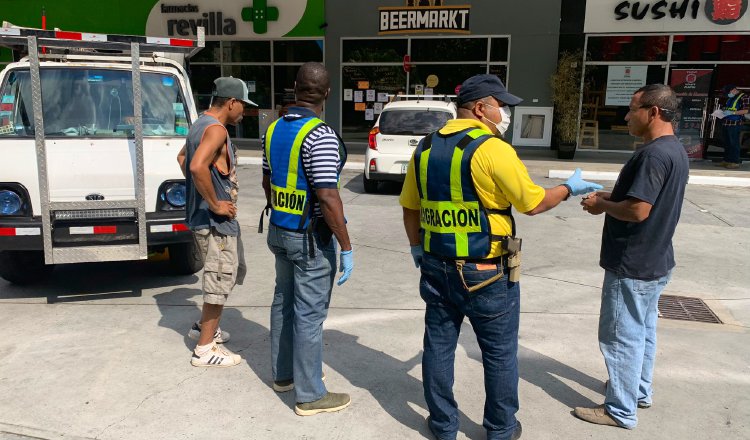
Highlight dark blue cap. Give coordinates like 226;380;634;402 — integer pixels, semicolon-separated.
457;74;523;107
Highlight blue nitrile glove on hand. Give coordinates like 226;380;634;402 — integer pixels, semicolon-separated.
724;110;736;117
410;244;424;268
564;168;603;196
337;249;354;286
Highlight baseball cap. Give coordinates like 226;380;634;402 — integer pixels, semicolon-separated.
457;74;523;107
723;84;737;94
213;77;257;107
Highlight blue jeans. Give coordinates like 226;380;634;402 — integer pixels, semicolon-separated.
267;224;336;403
599;270;671;429
420;253;520;440
723;124;742;164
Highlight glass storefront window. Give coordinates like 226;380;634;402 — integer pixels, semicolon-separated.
223;41;271;63
341;65;406;141
410;37;487;62
342;39;407;62
274;65;300;115
189;64;221;112
489;65;509;85
671;35;750;62
490;38;509;62
274;40;323;62
587;35;669;62
340;36;511;142
579;64;666;151
222;65;271;139
191;41;221;63
409;64;487;95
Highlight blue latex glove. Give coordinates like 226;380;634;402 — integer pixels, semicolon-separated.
724;110;735;117
337;249;354;286
564;168;603;196
410;245;424;268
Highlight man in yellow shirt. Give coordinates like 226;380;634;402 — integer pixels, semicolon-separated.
400;74;602;440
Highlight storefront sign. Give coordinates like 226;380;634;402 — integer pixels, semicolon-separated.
379;4;471;35
585;0;750;32
146;0;325;39
605;65;648;106
670;68;713;159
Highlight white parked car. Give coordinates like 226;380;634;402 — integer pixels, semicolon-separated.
363;95;457;193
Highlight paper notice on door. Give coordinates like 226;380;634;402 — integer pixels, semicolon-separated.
366;90;376;101
711;109;726;119
344;89;353;101
354;91;364;103
374;102;384;114
355;103;366;111
365;109;375;120
377;93;389;102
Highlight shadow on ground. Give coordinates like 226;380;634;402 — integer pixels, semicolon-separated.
459;325;602;409
0;260;198;303
325;329;486;440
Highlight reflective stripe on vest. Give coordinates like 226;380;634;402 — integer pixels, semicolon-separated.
265;116;324;231
414;128;496;258
727;93;745;111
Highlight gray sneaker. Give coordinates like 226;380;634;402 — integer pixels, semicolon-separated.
294;392;351;416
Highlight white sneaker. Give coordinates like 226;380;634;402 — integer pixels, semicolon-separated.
187;321;230;344
190;344;241;367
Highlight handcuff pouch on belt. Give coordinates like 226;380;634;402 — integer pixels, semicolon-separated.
455;236;522;292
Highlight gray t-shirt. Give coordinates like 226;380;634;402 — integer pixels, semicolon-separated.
184;113;239;236
600;135;689;280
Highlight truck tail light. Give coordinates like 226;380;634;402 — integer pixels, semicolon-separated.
368;127;379;150
369;159;377;172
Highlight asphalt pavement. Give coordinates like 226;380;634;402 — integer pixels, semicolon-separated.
0;161;748;440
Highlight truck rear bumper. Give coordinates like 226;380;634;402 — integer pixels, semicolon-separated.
0;213;193;251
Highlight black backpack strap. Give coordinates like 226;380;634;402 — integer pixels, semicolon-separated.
257;204;271;234
487;206;516;238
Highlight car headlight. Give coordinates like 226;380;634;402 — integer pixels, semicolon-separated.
164;182;186;208
0;190;22;215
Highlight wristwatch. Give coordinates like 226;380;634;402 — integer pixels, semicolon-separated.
561;184;572;201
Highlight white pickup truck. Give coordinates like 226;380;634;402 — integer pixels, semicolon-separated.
0;25;205;284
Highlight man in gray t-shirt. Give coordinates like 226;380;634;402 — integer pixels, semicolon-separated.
575;84;688;430
177;77;255;368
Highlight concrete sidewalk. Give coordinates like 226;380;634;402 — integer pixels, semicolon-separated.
0;164;748;440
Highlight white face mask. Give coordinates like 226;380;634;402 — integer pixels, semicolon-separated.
482;104;512;136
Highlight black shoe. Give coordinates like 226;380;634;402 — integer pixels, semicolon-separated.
511;420;523;440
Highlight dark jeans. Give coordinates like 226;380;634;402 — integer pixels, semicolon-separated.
419;253;520;440
723;124;742;164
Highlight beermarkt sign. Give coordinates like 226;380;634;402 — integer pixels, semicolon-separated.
379;3;471;35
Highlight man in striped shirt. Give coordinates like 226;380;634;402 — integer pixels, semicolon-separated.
261;62;354;416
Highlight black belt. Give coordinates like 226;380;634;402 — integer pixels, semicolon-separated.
427;253;508;265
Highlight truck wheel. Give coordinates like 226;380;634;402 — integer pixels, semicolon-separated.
363;174;379;193
167;242;204;275
0;251;53;285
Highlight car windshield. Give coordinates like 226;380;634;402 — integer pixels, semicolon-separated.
0;67;190;138
378;109;452;135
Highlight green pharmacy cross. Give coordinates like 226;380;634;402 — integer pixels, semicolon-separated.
242;0;279;34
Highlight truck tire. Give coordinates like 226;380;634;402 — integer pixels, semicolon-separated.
363;174;379;193
0;251;53;285
167;241;204;275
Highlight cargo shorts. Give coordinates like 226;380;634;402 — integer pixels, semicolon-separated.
193;228;246;305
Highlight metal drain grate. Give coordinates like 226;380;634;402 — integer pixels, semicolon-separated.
659;294;722;324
